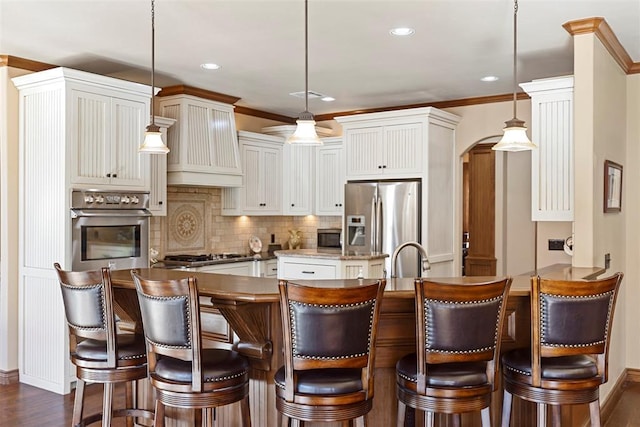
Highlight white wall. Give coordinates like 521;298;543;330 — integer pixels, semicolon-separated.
0;66;28;376
446;100;536;276
625;73;640;368
573;33;628;397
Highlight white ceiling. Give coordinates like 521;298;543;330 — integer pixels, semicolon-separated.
1;0;639;118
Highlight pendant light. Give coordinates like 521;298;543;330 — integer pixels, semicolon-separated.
287;0;322;145
139;0;170;154
492;0;536;152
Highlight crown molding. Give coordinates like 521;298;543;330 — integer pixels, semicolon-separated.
563;17;639;74
0;55;56;72
156;84;241;104
314;93;529;122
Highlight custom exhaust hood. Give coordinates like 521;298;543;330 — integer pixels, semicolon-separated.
157;85;243;187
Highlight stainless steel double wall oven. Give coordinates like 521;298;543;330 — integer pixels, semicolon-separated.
71;190;151;271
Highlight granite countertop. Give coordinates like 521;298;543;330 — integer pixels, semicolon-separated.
274;249;389;261
508;263;607;296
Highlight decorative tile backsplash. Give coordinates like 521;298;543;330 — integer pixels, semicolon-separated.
150;186;341;257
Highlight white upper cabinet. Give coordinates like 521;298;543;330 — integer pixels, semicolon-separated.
315;137;344;216
521;76;574;221
222;131;283;216
148;116;176;216
339;117;423;179
71;88;149;189
13;67;151;191
283;144;314;215
157;93;242;187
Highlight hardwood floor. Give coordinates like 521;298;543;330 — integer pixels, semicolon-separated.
1;381;640;426
0;382;129;427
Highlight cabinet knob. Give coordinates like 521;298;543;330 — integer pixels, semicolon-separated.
378;165;382;169
106;173;111;178
382;165;386;169
301;271;315;274
113;173;117;177
291;204;295;207
159;201;163;205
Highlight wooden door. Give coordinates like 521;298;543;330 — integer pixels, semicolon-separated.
465;144;496;276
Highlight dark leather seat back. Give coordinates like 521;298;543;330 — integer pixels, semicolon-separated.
275;278;386;425
288;297;376;361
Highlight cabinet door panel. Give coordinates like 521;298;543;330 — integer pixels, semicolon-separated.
71;90;110;185
111;97;148;187
345;127;383;177
262;147;282;212
242;145;262;210
284;145;313;215
383;123;422;175
316;144;344;215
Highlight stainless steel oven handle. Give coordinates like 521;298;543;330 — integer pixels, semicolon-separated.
71;209;152;218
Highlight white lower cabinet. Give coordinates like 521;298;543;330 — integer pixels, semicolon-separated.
193;261;254;276
277;256;386;280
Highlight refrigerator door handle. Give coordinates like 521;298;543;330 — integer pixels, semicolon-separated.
376;196;383;253
370;196;377;251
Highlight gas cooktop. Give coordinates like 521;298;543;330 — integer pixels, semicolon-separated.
161;253;256;267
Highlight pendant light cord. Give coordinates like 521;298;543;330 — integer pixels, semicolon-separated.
512;0;518;119
304;0;309;113
150;0;156;126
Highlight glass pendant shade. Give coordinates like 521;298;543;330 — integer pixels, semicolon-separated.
493;118;537;152
287;111;322;145
139;124;169;154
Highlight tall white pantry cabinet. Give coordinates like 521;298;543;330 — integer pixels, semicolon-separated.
12;67;152;394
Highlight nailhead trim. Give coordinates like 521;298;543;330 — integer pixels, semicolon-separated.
289;298;376;360
424;296;503;354
503;365;531;376
540;290;614;348
204;369;248;383
398;372;417;383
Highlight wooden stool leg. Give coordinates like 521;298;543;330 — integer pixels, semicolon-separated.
102;383;114;427
397;400;406;427
240;395;251;427
424;411;434;427
501;390;512;427
203;407;213;427
155;400;165;427
125;380;134;427
72;379;86;427
551;405;561;427
589;399;602;427
451;413;461;427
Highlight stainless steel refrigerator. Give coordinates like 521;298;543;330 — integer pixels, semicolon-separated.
343;179;421;278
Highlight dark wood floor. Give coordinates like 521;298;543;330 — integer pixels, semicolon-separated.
1;381;640;426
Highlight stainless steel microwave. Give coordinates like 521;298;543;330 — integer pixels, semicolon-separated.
317;228;342;250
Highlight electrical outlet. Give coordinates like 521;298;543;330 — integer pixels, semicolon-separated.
548;239;564;251
605;253;611;269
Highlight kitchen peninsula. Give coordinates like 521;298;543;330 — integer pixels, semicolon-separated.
110;263;605;427
275;249;388;280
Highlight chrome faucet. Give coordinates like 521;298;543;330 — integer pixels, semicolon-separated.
391;241;430;278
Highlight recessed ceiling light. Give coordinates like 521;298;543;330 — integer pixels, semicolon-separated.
390;27;415;36
481;75;499;82
321;96;335;102
200;63;220;70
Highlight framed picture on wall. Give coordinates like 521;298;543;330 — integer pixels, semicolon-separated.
604;160;623;213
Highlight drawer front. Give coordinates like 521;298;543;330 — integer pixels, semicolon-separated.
281;262;336;280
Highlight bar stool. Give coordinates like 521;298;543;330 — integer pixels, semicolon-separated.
54;263;154;427
131;271;251;427
501;273;623;427
396;277;513;427
275;279;386;426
